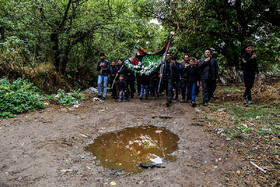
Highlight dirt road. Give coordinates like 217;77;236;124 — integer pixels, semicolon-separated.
0;97;243;186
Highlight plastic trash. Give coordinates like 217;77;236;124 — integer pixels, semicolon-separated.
139;163;165;169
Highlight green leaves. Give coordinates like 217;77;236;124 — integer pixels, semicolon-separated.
56;89;81;106
0;78;44;118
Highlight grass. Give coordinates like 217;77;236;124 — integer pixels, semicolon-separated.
216;85;242;93
197;81;280;185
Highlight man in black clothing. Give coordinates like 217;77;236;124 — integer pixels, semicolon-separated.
109;61;118;99
97;53;109;99
171;57;180;100
241;44;259;104
127;69;136;99
159;53;173;107
198;49;219;106
179;61;188;103
150;72;159;99
184;54;190;65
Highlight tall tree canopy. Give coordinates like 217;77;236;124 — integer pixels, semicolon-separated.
0;0;279;88
152;0;280;70
0;0;167;76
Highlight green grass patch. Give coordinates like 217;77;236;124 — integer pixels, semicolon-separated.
236;125;251;133
217;86;242;93
204;116;217;121
228;105;280;122
223;128;250;140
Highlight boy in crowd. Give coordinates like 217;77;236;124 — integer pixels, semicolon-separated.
186;57;200;106
116;58;129;100
117;74;127;102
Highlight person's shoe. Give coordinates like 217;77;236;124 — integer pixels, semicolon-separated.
203;102;208;106
118;99;122;102
181;99;185;103
166;102;170;107
191;101;195;107
102;97;106;100
243;97;248;102
248;100;253;104
98;95;102;98
140;97;143;100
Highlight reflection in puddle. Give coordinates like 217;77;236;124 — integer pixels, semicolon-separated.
85;125;179;173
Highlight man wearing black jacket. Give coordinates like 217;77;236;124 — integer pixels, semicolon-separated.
97;53;109;99
127;69;136;99
198;49;219;106
179;61;188;103
109;61;118;99
160;53;174;107
241;44;259;104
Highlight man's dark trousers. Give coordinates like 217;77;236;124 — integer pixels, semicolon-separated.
201;79;216;103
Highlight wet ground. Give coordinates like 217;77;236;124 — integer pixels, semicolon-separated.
0;97;244;186
85;125;179;173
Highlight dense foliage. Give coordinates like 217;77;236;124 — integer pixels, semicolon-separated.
0;77;85;118
0;0;167;77
0;0;279;89
0;78;44;118
151;0;280;71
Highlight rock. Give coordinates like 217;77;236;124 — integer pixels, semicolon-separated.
93;97;104;102
86;87;98;94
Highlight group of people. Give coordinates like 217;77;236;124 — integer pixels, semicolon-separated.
97;45;258;107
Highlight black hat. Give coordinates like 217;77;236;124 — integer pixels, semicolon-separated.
100;53;105;56
245;44;252;48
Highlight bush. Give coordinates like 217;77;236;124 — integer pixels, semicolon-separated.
0;77;44;118
56;89;84;106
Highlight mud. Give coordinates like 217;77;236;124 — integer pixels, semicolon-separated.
0;97;244;186
85;125;179;173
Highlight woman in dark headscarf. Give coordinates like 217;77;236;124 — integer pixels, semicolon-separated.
241;44;259;104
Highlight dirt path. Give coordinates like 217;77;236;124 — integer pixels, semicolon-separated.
0;97;243;186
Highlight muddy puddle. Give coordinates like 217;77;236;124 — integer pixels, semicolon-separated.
85;125;179;173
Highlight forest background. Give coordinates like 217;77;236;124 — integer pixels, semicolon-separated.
1;1;280;185
1;0;279;92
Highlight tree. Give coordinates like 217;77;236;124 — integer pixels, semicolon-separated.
152;0;280;70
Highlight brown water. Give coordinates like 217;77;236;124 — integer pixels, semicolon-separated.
85;125;179;173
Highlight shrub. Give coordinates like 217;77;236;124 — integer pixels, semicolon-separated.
0;77;44;118
56;89;84;106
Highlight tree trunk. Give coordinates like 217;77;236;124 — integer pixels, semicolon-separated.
50;33;60;72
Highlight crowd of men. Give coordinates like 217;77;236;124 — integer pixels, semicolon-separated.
97;45;258;107
97;49;219;107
